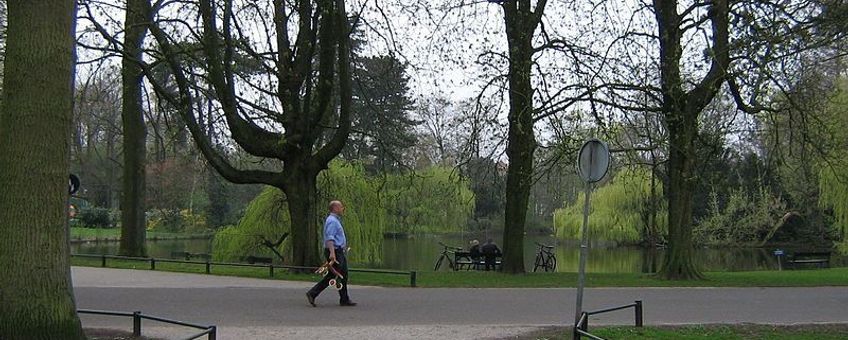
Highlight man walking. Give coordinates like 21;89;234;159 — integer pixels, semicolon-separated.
307;200;356;307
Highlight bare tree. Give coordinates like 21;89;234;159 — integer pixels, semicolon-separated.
117;0;356;266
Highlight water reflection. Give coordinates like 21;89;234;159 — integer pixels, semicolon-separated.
72;234;848;273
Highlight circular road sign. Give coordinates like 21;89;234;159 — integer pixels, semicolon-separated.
577;139;610;183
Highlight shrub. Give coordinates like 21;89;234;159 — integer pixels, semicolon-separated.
78;207;113;228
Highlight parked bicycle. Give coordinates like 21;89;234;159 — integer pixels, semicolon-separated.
533;242;556;272
434;241;463;271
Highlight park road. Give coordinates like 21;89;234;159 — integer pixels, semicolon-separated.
73;267;848;339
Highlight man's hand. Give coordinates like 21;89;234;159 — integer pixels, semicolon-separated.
328;251;337;264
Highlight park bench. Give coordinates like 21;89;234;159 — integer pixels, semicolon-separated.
454;251;502;271
774;249;831;270
785;251;831;269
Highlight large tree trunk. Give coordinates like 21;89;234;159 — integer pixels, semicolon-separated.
659;109;703;279
285;166;321;267
501;1;541;274
0;1;85;338
119;0;150;256
653;0;728;280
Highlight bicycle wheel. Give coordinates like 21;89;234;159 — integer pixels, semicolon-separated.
546;255;557;272
534;253;543;272
434;255;445;271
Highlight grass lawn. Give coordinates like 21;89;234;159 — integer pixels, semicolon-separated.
522;324;848;339
70;227;211;241
71;255;848;288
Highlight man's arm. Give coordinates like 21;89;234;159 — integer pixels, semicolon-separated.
326;240;336;262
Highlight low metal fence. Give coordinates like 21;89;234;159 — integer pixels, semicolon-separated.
573;300;643;340
71;253;417;287
78;309;216;340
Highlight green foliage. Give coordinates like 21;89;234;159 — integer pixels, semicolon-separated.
77;207;113;228
815;79;848;251
212;187;290;263
383;166;475;234
819;166;848;251
318;161;387;264
212;162;475;265
147;209;209;233
554;167;666;243
694;185;786;246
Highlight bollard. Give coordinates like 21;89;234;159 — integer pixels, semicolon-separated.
208;325;217;340
269;264;275;278
205;261;211;274
635;300;643;327
132;311;142;337
410;271;417;287
101;254;106;267
150;258;156;270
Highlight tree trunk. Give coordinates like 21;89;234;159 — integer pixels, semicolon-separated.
0;1;85;338
501;3;539;273
119;0;150;256
286;169;321;267
659;108;703;279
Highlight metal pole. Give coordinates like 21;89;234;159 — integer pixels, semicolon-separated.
411;271;417;287
635;300;643;327
575;182;592;325
132;311;141;336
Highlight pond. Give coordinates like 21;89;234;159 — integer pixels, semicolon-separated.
71;233;848;273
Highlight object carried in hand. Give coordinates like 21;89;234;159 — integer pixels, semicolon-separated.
315;260;345;290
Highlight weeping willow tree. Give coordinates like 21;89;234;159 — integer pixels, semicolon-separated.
383;166;475;234
812;79;848;253
317;161;386;264
213;161;385;265
554;167;667;244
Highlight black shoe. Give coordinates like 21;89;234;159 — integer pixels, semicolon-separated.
306;293;316;307
340;301;357;307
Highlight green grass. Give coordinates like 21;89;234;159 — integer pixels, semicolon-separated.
412;268;848;288
70;227;211;241
524;324;848;339
71;255;848;288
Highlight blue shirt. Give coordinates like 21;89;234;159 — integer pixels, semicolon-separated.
323;213;346;249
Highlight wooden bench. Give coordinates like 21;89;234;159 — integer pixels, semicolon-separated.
454;251;502;271
785;251;831;269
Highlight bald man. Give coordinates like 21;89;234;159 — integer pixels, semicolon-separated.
306;200;356;307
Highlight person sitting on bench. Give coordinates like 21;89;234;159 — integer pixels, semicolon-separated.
481;239;502;271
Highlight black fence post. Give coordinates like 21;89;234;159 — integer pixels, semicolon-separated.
635;300;643;327
150;258;156;270
132;311;142;336
410;271;417;287
269;265;274;278
205;261;211;274
101;254;106;267
208;325;217;340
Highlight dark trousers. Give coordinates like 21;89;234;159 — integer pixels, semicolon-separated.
307;248;351;303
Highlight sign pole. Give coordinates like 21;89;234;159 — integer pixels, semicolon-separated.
573;139;610;328
575;181;592;325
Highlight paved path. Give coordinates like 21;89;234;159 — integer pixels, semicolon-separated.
73;267;848;339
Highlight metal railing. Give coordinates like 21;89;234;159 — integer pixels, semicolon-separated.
78;309;216;340
71;253;417;287
573;300;643;340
